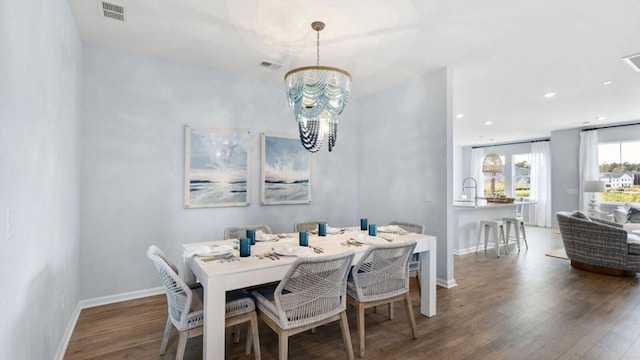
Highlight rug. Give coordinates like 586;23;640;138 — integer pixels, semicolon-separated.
545;248;569;260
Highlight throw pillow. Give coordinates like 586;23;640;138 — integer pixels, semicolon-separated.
613;208;628;223
570;210;591;221
627;207;640;223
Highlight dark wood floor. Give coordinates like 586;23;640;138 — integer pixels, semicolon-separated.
64;227;640;359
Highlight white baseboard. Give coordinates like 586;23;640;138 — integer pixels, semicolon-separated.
79;286;164;309
437;278;458;288
54;287;165;360
54;302;82;360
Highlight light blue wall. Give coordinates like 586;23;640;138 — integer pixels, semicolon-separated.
0;0;82;359
356;68;454;285
79;45;360;299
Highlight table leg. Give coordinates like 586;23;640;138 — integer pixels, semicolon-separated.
203;277;227;360
419;239;436;317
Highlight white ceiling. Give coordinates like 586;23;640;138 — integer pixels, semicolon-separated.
69;0;640;146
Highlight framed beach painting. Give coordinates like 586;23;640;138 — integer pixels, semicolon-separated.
260;133;311;205
184;126;250;208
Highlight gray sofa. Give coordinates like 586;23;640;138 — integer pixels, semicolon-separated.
556;211;640;275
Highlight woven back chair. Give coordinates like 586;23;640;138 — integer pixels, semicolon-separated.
252;251;356;360
346;241;418;357
224;224;273;240
390;221;424;291
147;245;261;360
293;220;327;232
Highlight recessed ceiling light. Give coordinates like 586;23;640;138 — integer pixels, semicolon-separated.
602;80;612;85
543;92;557;98
485;121;493;125
596;116;607;121
456;114;464;118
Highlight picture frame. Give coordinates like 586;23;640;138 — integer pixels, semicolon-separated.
184;125;250;208
260;133;311;205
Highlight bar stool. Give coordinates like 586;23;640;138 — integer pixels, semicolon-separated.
502;204;528;251
476;220;508;257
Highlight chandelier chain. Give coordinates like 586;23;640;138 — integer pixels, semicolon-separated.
316;29;320;67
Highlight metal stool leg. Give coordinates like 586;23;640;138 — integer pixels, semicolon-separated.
520;219;528;249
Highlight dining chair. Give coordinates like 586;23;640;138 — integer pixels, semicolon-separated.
293;220;327;232
252;251;356;360
346;241;418;357
147;245;261;360
224;224;273;240
389;221;424;293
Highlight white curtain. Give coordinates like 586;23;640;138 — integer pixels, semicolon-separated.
579;131;599;211
529;142;551;226
470;148;484;198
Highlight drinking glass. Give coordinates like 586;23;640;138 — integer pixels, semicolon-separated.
360;218;368;231
239;238;251;257
246;229;256;245
318;223;327;236
299;231;309;246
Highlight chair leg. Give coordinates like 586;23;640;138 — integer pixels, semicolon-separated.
175;330;189;360
476;224;483;253
404;293;418;339
415;271;422;296
493;225;501;257
234;324;241;343
389;302;394;320
278;333;289;360
160;317;172;355
484;225;490;251
357;303;366;357
520;221;529;249
249;312;261;360
245;322;252;356
339;311;355;360
512;221;521;251
500;224;508;255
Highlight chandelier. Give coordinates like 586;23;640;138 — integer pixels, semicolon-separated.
284;21;352;152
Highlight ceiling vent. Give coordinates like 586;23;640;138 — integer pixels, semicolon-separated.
259;61;282;70
99;1;125;22
623;53;640;72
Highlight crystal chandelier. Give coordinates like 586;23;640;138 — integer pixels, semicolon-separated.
285;21;352;152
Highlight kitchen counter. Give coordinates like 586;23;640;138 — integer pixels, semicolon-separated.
454;200;532;209
452;200;536;254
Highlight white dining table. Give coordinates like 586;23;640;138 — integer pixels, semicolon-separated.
182;227;437;360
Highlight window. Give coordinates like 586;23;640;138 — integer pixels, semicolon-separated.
598;141;640;202
513;153;530;198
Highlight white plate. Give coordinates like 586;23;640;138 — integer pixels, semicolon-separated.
273;246;315;257
377;225;402;233
192;244;234;257
356;236;390;245
326;227;342;234
256;234;278;242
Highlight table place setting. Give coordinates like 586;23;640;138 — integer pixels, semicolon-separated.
255;230;279;242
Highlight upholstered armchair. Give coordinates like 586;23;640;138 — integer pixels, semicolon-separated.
556;211;640;275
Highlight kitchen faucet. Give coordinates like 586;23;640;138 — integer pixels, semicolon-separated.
462;177;478;203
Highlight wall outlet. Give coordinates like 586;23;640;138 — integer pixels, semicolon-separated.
6;209;15;240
